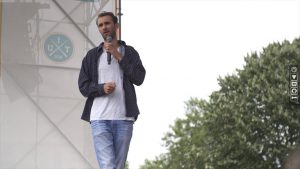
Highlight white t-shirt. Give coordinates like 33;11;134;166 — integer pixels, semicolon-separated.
90;46;134;121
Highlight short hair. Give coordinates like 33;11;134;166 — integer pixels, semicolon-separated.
96;11;118;26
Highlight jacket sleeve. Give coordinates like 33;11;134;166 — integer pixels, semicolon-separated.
78;54;106;98
119;46;146;86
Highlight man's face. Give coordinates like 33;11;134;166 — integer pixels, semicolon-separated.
97;15;117;40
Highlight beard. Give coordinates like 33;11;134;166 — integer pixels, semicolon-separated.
101;31;117;41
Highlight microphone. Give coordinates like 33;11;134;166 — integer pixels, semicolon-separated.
106;36;112;64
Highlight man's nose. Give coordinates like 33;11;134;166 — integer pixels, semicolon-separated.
102;25;108;30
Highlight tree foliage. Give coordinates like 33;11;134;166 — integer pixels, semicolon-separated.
140;38;300;169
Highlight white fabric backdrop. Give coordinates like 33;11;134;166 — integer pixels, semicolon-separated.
0;0;115;168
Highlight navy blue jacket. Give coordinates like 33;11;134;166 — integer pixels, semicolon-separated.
78;41;146;122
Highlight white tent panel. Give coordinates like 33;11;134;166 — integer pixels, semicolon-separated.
0;0;117;168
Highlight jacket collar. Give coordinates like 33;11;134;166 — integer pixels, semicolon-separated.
97;40;126;52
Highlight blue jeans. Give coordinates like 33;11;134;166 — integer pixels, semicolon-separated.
91;120;133;169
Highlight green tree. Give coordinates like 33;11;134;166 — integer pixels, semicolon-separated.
140;99;209;169
139;155;167;169
125;161;129;169
140;38;300;169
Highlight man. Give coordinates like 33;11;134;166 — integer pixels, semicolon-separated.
78;12;146;169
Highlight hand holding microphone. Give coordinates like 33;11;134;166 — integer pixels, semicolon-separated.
104;36;123;63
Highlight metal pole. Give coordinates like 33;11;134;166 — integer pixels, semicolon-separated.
0;1;2;77
116;0;122;40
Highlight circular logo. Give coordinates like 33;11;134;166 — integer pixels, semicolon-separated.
44;34;73;62
291;66;298;73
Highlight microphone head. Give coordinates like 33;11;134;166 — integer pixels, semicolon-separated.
106;36;112;43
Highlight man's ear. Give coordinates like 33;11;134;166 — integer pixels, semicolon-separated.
115;23;120;29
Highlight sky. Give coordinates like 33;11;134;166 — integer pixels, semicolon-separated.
120;0;300;169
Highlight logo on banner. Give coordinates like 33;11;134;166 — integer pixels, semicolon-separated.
44;34;73;62
289;65;299;104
